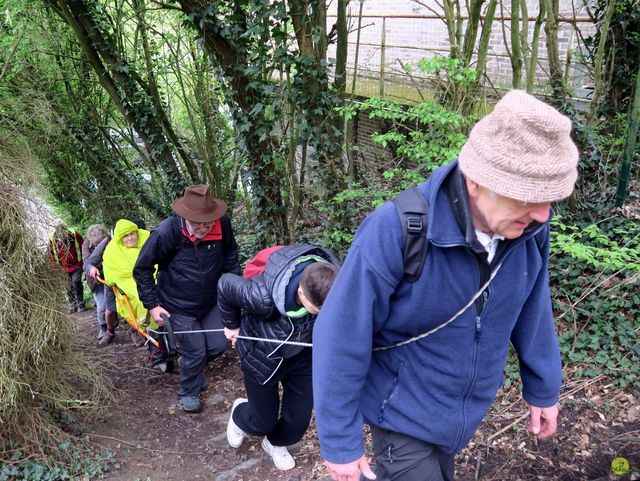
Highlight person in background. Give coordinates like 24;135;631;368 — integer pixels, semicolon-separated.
48;223;86;313
312;90;579;481
102;219;154;347
86;219;147;346
218;244;340;471
134;185;240;414
82;224;109;339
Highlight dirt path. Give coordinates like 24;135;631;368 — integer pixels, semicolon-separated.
77;310;327;481
75;310;639;480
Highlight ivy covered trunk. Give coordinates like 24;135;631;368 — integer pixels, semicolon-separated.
615;65;640;207
289;0;347;224
46;0;192;201
177;0;288;244
543;0;566;101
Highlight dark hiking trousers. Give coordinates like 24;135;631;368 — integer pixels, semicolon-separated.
233;348;313;447
67;268;84;307
366;426;455;481
172;305;227;398
104;283;116;312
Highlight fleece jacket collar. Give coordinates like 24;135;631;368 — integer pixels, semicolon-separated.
425;160;544;252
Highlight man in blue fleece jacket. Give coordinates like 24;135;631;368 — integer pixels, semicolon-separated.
312;90;579;481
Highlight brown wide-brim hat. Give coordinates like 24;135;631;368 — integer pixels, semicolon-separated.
172;184;227;223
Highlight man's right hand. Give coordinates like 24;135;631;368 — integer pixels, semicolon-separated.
324;455;376;481
149;305;170;326
88;266;100;279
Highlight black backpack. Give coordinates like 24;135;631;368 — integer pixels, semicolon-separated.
392;186;429;283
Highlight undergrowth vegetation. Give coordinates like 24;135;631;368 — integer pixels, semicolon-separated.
550;214;640;390
0;155;112;477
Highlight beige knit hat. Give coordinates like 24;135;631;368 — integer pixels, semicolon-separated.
458;90;579;203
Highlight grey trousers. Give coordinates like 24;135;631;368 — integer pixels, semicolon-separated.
367;426;455;481
171;305;227;398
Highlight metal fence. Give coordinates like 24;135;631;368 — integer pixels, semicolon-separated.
326;11;596;104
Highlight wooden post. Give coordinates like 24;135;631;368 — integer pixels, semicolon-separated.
380;16;386;97
351;0;364;96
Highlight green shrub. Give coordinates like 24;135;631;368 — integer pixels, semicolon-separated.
549;213;640;389
0;444;114;481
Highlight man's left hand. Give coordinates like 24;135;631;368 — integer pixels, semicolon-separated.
224;327;240;348
527;403;558;439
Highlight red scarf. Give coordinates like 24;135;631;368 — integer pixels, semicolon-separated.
181;219;223;243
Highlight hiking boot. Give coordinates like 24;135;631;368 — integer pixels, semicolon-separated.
77;303;87;313
152;361;168;373
180;396;202;413
261;437;295;470
98;331;114;346
97;327;107;340
226;398;248;448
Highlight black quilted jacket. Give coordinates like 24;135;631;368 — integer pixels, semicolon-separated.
217;244;339;384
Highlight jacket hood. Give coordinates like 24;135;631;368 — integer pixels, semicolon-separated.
114;219;140;243
262;244;339;316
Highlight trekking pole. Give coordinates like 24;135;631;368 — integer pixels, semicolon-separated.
159;313;180;358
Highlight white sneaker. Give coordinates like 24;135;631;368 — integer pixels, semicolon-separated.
261;437;295;471
226;398;248;448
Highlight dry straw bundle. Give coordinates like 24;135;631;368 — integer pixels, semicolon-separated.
0;149;110;461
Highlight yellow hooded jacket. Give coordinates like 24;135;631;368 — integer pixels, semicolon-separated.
103;219;156;329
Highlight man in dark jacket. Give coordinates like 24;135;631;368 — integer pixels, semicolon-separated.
134;185;240;413
217;244;339;470
312;91;580;481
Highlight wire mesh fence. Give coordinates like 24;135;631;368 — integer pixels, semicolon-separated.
326;5;596;104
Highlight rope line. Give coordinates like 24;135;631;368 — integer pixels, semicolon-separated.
146;327;313;348
147;263;502;352
373;262;503;351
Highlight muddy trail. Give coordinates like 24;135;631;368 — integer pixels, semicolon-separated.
74;310;639;481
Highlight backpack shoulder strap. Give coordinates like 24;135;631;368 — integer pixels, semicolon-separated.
391;186;430;283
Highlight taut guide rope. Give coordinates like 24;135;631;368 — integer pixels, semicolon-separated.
148;262;503;351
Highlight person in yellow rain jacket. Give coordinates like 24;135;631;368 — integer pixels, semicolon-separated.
102;219;156;347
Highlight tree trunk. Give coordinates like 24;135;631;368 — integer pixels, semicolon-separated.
177;0;287;244
587;0;617;125
333;0;348;96
461;0;485;65
476;0;498;82
47;0;190;199
442;0;459;57
615;66;639;207
526;0;545;92
543;0;566;101
510;0;522;88
520;0;530;85
289;0;346;221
